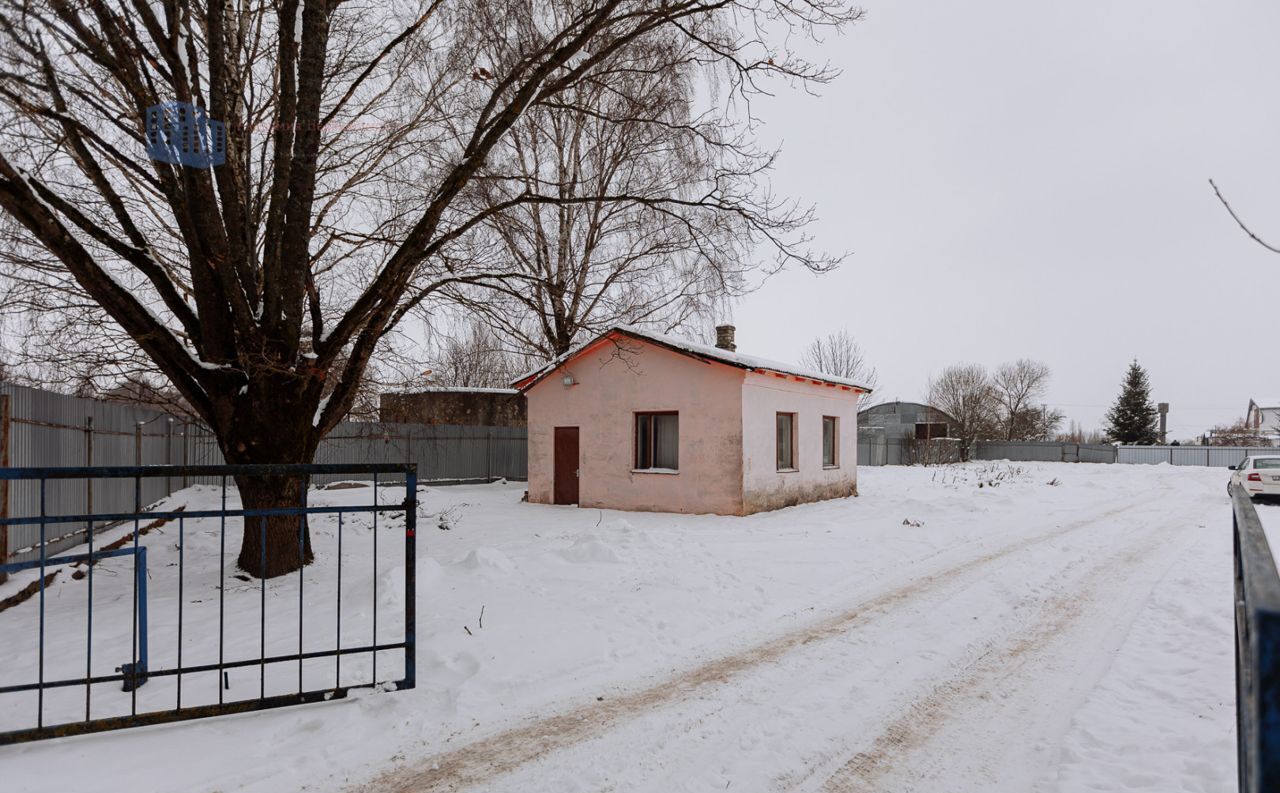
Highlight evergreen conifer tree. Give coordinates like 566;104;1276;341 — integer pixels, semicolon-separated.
1104;360;1160;444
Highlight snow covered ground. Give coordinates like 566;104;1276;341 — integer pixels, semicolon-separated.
0;462;1236;792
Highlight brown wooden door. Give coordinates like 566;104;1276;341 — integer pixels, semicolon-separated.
553;426;580;505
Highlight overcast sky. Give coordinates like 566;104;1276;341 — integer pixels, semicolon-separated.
731;0;1280;439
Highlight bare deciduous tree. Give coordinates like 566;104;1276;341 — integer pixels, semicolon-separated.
426;319;526;389
800;329;879;393
930;359;1061;448
991;359;1051;441
926;364;998;457
1005;405;1065;442
435;32;792;358
1207;418;1272;447
0;0;860;576
1055;420;1097;445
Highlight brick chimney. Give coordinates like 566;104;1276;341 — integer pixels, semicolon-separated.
715;324;737;352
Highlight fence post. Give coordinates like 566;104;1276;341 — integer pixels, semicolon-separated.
84;415;94;543
487;429;494;482
181;422;189;489
0;393;9;584
135;421;143;466
166;417;174;494
1170;446;1174;465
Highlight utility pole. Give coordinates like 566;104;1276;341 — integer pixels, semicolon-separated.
1158;402;1169;445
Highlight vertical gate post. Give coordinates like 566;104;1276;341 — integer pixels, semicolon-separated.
84;416;94;542
165;417;174;494
403;467;417;690
0;393;9;584
134;421;143;466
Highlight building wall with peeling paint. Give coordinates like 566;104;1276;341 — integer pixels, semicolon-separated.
523;333;862;516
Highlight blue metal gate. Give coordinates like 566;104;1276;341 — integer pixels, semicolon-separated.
0;463;416;743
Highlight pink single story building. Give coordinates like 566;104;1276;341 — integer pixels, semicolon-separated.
512;325;872;515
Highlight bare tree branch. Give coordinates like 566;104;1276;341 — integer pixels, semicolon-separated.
1209;178;1280;255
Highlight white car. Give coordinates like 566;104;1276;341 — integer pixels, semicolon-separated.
1230;455;1280;498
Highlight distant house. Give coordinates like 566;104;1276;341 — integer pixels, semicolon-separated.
380;387;526;427
1247;399;1280;437
858;401;956;441
512;325;872;515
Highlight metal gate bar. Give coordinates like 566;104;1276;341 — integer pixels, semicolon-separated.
0;463;416;745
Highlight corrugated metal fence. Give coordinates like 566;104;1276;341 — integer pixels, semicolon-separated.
974;439;1271;468
0;382;200;568
312;422;528;484
858;434;963;466
1116;445;1272;467
857;436;899;466
973;441;1119;463
0;382;527;567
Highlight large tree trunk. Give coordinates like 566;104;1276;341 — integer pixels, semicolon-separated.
234;472;315;579
223;395;322;579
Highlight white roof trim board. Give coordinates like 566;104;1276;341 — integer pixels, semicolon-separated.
513;325;874;393
384;386;519;395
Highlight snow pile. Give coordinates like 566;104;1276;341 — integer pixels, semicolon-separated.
558;534;624;564
455;546;516;574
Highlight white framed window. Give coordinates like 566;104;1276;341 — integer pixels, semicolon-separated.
777;412;796;471
823;416;838;468
635;412;679;470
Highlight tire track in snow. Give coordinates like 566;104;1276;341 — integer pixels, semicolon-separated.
356;495;1169;793
795;508;1192;793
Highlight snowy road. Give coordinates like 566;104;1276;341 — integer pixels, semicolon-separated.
1;463;1235;792
361;467;1233;793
